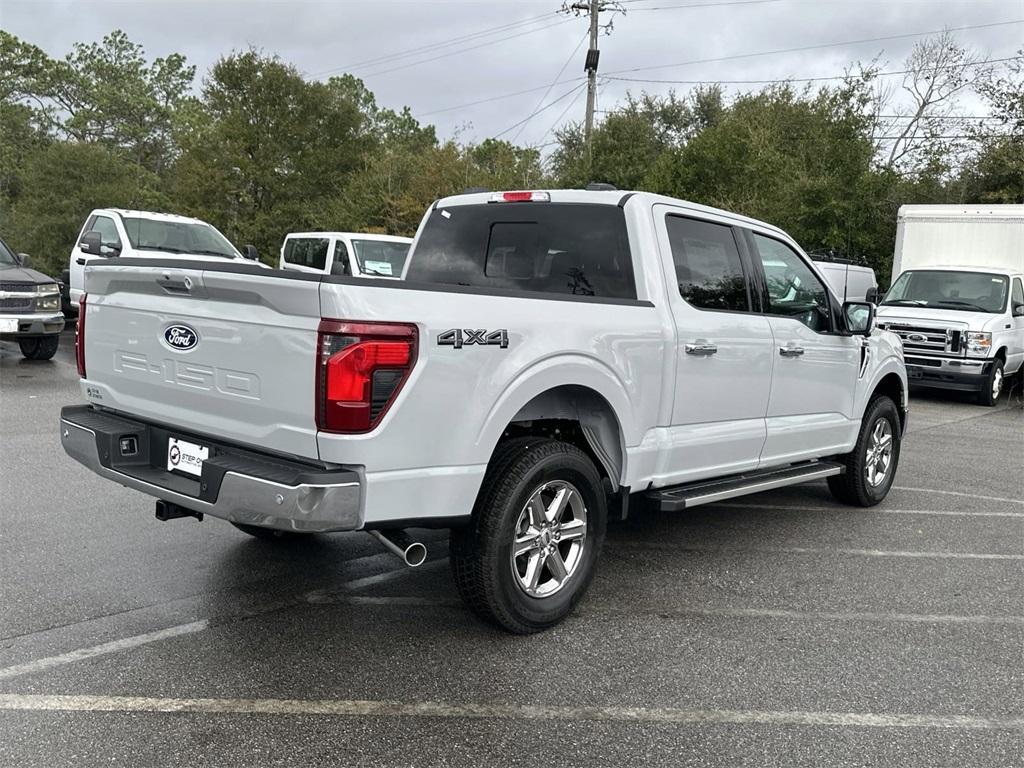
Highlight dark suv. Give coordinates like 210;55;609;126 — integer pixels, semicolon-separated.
0;237;64;360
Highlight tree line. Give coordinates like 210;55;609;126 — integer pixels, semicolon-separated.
1;29;1020;281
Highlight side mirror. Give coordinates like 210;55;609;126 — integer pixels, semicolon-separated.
842;300;875;336
1013;302;1024;318
79;231;102;255
242;244;258;261
16;252;31;268
865;286;880;304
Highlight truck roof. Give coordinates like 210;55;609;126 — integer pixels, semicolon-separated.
433;189;789;238
285;232;412;243
897;204;1024;220
95;208;212;225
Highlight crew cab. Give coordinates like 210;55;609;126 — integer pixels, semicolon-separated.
877;205;1024;406
280;232;412;278
0;237;64;359
60;189;908;633
68;209;261;304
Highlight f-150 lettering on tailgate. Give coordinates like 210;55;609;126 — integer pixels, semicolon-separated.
114;350;261;399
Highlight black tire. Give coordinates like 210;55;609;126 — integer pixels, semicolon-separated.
827;395;902;507
977;358;1005;407
450;438;607;634
231;522;309;541
19;335;59;360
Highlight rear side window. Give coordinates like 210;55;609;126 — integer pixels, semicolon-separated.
283;238;330;270
407;204;636;299
665;216;749;312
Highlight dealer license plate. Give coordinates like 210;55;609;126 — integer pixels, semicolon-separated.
0;319;18;333
167;437;209;477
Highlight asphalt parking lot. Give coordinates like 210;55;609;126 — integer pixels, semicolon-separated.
1;326;1021;767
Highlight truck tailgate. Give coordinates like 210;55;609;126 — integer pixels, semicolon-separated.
82;263;321;459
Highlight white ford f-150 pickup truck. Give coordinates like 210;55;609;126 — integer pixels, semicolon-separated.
61;189;908;633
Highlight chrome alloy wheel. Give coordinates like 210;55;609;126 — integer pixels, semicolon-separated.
864;418;894;488
992;366;1003;400
510;480;588;598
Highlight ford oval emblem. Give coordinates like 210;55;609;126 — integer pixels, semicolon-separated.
907;333;927;342
164;324;198;351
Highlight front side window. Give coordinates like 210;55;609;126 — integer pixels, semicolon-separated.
407;203;635;299
1012;278;1023;311
0;238;17;266
121;216;237;258
351;239;409;277
330;240;351;276
92;216;122;247
282;237;330;270
665;216;749;312
753;233;831;332
883;270;1009;314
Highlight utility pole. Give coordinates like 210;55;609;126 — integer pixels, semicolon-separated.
569;1;606;152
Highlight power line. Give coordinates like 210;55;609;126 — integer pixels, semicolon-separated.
533;83;590;149
626;0;783;10
603;19;1024;76
603;54;1024;85
415;77;586;118
352;17;576;79
309;12;558;77
493;83;589;139
511;31;590;144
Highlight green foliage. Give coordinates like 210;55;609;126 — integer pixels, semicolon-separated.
0;27;1020;282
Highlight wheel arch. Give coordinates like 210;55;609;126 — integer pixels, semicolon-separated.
475;356;637;486
869;371;907;434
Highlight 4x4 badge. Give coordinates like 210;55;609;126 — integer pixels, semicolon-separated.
438;329;509;349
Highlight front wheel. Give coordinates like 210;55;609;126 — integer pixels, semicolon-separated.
828;395;902;507
19;335;59;360
450;438;607;634
977;359;1004;407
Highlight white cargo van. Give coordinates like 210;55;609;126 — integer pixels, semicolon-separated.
279;232;412;278
812;257;877;303
876;205;1024;406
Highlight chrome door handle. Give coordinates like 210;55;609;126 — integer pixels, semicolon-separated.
685;342;718;356
779;345;805;357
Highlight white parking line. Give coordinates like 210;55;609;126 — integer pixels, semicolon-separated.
714;502;1024;518
892;487;1024;506
592;605;1024;626
0;621;208;681
617;542;1023;560
0;693;1020;731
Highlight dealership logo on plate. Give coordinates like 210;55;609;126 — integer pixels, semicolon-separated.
164;324;198;351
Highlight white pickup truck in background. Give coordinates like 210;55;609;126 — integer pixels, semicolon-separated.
877;205;1024;406
280;232;412;278
60;189;907;633
68;208;262;305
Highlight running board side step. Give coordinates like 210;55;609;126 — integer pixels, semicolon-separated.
646;461;845;511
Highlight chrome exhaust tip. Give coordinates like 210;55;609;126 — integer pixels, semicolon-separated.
369;529;427;568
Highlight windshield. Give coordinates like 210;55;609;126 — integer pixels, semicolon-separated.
121;216;239;258
883;270;1008;313
350;239;410;277
0;238;17;266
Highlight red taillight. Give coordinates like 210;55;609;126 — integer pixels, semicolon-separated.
316;320;417;433
490;191;551;203
75;293;87;378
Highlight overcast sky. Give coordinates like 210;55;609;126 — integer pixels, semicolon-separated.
3;0;1022;148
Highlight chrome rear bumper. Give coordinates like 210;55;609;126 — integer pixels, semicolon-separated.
60;405;362;532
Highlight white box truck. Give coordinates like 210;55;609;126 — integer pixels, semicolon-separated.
877;205;1024;405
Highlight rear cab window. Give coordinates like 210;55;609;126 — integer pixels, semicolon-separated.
665;215;751;312
283;237;330;271
407;203;636;299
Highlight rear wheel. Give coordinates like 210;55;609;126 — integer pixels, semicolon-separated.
450;438;606;634
231;522;310;541
828;395;902;507
19;335;59;360
977;358;1004;407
